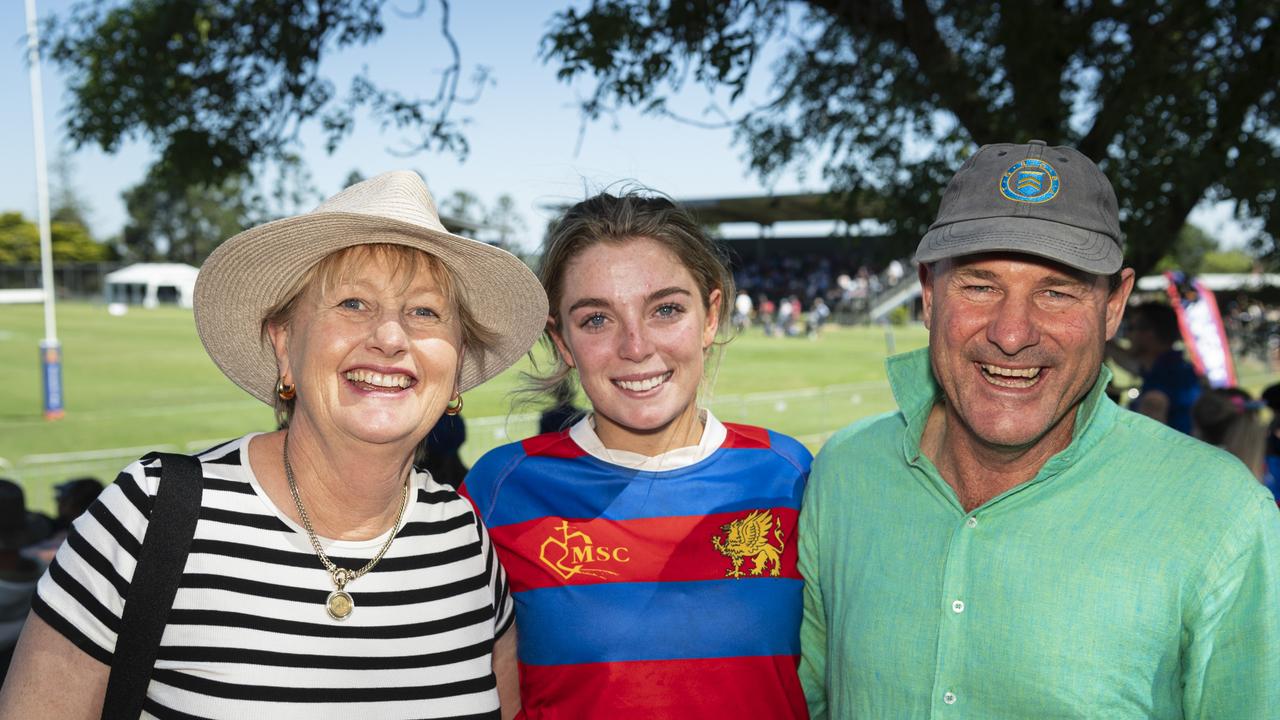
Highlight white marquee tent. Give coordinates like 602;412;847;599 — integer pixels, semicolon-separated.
104;263;200;308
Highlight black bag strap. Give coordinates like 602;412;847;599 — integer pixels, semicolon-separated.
101;452;204;720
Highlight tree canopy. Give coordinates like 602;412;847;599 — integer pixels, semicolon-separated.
1154;223;1255;275
438;190;529;249
41;1;1279;275
0;213;114;264
543;0;1280;275
44;0;487;189
119;171;263;264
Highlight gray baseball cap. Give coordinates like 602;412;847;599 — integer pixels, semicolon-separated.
915;140;1123;274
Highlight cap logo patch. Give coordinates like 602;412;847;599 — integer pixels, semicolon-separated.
999;159;1060;203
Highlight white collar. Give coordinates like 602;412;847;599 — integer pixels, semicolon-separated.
568;409;727;472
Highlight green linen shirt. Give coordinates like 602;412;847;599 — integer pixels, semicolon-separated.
799;348;1280;719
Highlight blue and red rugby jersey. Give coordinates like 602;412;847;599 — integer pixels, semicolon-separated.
462;421;811;719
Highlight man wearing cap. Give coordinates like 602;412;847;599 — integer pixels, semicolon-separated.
798;141;1280;718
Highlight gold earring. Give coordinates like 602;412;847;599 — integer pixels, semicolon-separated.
445;392;463;415
276;378;296;401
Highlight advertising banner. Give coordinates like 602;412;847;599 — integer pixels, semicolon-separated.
40;339;64;420
1164;271;1236;389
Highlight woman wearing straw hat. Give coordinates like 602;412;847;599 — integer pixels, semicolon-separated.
0;171;545;719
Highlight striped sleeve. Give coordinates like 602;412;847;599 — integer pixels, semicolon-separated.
460;443;518;638
475;509;513;638
33;456;160;663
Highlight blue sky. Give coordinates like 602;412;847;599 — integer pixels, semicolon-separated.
3;0;824;250
1;0;1254;251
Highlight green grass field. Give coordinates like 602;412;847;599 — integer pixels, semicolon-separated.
3;301;1277;514
0;302;931;512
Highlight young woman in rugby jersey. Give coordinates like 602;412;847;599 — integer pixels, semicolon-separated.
463;192;811;719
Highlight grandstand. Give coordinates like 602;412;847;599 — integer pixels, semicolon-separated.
676;191;914;323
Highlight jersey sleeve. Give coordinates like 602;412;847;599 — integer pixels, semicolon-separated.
459;447;506;525
461;442;545;638
460;440;534;526
767;430;814;481
32;455;161;664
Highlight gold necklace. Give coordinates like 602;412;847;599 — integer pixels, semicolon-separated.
282;433;410;621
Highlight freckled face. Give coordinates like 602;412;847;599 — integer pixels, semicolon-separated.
550;238;720;445
269;253;463;449
921;253;1132;452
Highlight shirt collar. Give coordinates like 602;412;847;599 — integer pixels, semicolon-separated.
886;347;1117;475
568;409;727;472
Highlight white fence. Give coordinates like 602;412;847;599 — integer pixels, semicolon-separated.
0;289;45;304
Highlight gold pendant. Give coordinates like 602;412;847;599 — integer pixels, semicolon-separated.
326;590;354;620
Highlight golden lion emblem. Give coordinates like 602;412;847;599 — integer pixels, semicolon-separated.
711;509;785;579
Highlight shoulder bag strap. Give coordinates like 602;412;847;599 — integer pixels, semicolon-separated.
100;452;204;720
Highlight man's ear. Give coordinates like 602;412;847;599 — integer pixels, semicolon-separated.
547;315;576;368
1104;268;1137;340
919;262;935;331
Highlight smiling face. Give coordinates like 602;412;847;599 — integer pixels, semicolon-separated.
268;249;463;450
921;253;1133;454
550;237;721;453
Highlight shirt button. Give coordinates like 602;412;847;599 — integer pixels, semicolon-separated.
944;691;957;705
952;600;965;613
966;517;978;528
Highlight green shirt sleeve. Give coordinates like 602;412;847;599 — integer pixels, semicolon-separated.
1181;493;1280;719
798;449;829;720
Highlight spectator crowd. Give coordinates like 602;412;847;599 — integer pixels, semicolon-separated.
0;476;102;681
731;252;910;336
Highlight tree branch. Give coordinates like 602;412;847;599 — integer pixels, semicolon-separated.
810;0;1000;143
1078;4;1200;161
996;0;1074;140
1178;21;1279;211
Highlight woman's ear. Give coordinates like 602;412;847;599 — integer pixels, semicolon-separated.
266;321;293;385
702;288;723;349
455;343;467;388
547;315;576;368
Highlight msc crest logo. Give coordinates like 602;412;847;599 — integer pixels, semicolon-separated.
711;510;785;579
999;159;1060;204
539;520;630;581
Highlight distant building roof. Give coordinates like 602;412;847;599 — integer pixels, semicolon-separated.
680;192;850;225
104;263;200;285
542;191;885;228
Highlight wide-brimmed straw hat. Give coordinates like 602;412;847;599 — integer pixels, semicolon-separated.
194;170;548;405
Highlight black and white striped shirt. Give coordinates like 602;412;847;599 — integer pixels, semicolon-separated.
35;433;513;719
